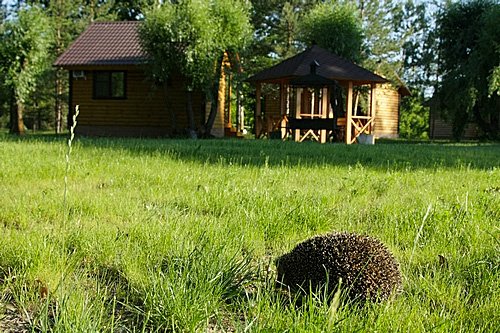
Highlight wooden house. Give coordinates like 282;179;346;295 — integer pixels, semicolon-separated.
374;83;411;138
248;46;409;144
54;21;231;137
429;113;480;139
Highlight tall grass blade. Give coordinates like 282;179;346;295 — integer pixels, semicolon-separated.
410;203;432;264
63;105;80;210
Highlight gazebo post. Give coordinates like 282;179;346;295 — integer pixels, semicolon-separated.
346;81;353;144
255;82;262;138
370;83;377;134
295;88;302;142
280;81;287;139
320;87;328;143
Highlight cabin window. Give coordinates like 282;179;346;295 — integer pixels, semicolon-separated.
93;71;126;99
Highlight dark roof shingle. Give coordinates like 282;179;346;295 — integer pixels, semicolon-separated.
54;21;147;67
247;45;387;84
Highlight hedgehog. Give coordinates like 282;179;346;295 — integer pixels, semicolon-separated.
276;232;402;302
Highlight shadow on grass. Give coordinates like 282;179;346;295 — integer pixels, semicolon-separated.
1;132;499;170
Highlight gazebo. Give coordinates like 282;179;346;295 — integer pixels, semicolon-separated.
247;45;388;144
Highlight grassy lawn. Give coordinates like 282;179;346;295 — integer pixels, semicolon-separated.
0;133;499;332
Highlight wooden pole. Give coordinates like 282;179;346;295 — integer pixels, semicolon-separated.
320;87;328;143
295;88;302;142
346;81;353;144
370;83;377;135
280;81;286;139
226;73;232;129
255;83;262;138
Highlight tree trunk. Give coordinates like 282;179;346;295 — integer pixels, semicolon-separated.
186;89;197;139
204;56;223;136
473;99;500;140
204;88;218;137
490;97;499;139
10;99;25;135
8;93;16;133
452;106;468;141
55;68;64;133
164;84;176;134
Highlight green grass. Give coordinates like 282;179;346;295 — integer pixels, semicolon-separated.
0;133;499;332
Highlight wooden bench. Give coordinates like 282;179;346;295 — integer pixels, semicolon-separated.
287;118;345;131
287;118;346;142
287;118;334;131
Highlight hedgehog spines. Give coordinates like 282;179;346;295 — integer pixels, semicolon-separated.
276;232;402;302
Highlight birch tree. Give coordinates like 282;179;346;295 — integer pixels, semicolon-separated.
0;6;53;134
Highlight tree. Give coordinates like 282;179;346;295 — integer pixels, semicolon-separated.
299;1;364;62
435;0;500;139
0;4;8;125
111;0;157;20
139;0;252;136
399;0;441;92
274;2;299;59
246;1;320;69
357;0;400;72
0;6;53;134
10;1;121;133
399;92;429;139
47;0;116;133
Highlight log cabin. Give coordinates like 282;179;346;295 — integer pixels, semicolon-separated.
429;112;481;139
54;21;232;137
248;45;410;144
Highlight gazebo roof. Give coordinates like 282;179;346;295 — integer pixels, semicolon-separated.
247;45;387;85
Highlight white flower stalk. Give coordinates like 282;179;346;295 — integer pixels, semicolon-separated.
64;105;80;208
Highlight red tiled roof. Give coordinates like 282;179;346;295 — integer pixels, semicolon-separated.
247;45;387;84
54;21;147;67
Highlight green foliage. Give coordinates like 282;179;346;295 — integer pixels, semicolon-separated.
398;0;440;90
0;1;124;133
489;66;500;97
139;0;252;134
436;0;500;140
111;0;157;20
299;1;364;62
0;6;53;105
140;1;212;87
399;93;429;139
0;5;53;133
248;0;320;61
274;2;299;58
140;0;251;89
356;0;404;78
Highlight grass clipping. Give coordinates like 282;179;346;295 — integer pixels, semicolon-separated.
276;232;402;302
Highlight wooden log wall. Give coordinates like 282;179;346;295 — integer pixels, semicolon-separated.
70;67;204;136
430;112;480;139
373;85;400;138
